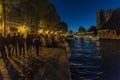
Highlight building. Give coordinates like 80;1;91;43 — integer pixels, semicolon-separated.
106;9;113;22
97;8;120;39
97;9;105;29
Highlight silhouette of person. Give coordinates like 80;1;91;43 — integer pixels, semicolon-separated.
6;34;12;57
45;35;49;47
11;33;17;56
0;34;6;58
17;33;25;57
26;34;33;56
34;36;41;56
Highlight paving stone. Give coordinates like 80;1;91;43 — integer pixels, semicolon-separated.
0;48;70;80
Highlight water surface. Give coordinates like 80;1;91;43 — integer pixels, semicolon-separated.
69;38;120;80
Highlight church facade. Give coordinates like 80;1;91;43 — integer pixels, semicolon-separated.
97;8;120;39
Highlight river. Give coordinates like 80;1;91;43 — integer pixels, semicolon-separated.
69;38;120;80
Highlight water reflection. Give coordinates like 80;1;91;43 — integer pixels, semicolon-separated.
100;40;120;80
70;38;120;80
70;38;103;80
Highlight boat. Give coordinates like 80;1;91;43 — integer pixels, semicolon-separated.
84;35;99;41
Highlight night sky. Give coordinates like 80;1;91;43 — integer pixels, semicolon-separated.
49;0;120;32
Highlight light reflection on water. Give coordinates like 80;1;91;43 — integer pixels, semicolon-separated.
69;38;120;80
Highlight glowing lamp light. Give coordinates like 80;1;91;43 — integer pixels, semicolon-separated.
50;31;53;34
23;25;25;28
55;31;58;35
18;25;28;33
20;27;25;33
38;29;43;34
45;30;49;34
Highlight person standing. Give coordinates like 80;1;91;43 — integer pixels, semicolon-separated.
11;33;17;56
26;34;33;56
6;34;12;57
17;34;25;57
34;36;41;56
0;34;6;58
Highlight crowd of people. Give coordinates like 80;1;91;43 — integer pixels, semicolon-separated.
0;33;66;58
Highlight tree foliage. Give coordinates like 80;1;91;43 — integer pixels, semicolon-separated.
78;26;86;34
69;30;73;34
57;21;68;33
88;26;96;32
43;4;60;25
11;0;53;23
4;0;62;32
42;4;60;30
88;26;98;36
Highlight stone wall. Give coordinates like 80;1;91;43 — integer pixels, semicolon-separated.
98;29;120;39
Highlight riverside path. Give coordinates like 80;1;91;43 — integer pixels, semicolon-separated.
0;47;71;80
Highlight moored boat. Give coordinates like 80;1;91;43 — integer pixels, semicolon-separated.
84;35;99;41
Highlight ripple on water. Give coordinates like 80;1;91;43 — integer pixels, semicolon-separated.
70;39;103;80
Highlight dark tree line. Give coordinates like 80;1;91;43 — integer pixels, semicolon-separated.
78;26;98;36
1;0;68;33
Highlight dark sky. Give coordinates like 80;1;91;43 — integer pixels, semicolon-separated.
49;0;120;32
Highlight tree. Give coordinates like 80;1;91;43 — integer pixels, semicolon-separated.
88;26;96;32
42;3;60;31
0;0;27;35
2;0;70;34
88;26;98;36
5;0;61;32
78;26;86;34
43;4;60;24
17;0;53;25
2;0;29;22
58;21;68;33
69;30;73;34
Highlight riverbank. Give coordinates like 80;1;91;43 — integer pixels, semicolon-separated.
99;38;120;41
34;47;71;80
0;47;71;80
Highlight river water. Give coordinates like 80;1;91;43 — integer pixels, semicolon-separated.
69;38;120;80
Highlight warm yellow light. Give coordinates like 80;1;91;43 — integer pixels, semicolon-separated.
0;25;3;30
50;31;53;34
23;25;25;28
55;32;58;35
18;25;28;33
19;27;25;33
17;25;29;38
0;4;2;14
45;30;49;34
38;29;43;34
0;21;4;34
